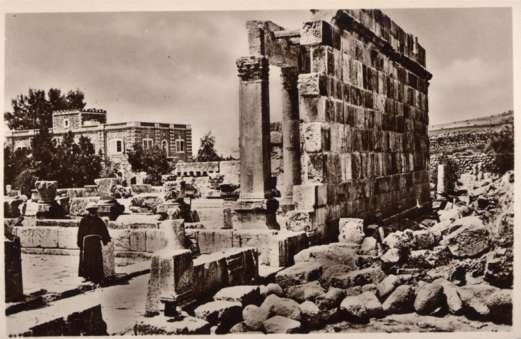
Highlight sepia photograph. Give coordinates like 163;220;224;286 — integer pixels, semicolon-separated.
1;2;517;336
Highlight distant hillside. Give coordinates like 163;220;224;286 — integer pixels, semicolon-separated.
429;110;513;136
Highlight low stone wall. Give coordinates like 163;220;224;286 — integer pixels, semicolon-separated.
193;229;308;267
429;152;495;184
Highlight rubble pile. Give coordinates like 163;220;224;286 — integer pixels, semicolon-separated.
168;170;513;334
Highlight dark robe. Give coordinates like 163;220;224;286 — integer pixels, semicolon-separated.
77;214;111;283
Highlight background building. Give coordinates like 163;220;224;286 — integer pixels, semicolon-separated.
5;108;193;174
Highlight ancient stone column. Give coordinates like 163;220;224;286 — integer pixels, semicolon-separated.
35;180;57;218
280;67;301;208
233;56;271;229
5;238;23;302
437;164;446;198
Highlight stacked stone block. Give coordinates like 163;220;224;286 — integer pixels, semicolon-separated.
294;10;431;231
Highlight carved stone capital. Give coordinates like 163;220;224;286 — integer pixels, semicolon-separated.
236;56;269;81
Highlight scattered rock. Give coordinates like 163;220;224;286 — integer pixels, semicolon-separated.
411;230;440;250
262;315;301;334
242;304;269;331
293;242;358;267
134;316;211;335
414;283;445;315
260;294;301;321
299;301;322;329
442;216;489;258
408;246;451;268
194;300;242;326
380;248;403;268
275;262;322;289
340;291;383;322
326;266;386;289
286;280;326;303
382;285;415;314
213;285;261;306
315;287;345;310
435;279;463;315
484;247;513;288
338;218;365;245
228;322;248;333
266;283;283;297
359;237;378;255
377;275;401;300
485;289;512;325
382;230;414;250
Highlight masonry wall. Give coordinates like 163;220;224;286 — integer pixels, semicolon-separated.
293;10;431;232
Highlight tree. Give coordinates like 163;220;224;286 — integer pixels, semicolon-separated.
196;131;221;162
4;146;32;189
4;88;86;130
53;132;103;187
486;124;514;174
127;143;171;185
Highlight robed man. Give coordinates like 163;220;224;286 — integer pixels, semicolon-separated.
77;202;111;283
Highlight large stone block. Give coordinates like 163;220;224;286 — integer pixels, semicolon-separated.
57;227;79;249
94;178;118;200
275;261;322;289
196;230;233;254
338;218;365;245
17;227;59;248
69;197;100;217
145;229;168;253
129;229;147;252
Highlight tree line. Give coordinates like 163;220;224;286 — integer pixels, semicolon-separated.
4;88;229;194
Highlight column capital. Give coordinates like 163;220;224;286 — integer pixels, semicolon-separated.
236;56;269;81
280;67;299;90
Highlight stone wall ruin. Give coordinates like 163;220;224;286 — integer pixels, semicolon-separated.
234;9;432;236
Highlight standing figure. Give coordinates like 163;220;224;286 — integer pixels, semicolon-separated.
77;202;111;284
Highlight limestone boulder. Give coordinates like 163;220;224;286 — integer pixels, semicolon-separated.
442;216;489;258
407;246;451;268
242;304;269;331
213;285;261;307
382;230;414;250
69;197;99;216
293;242;358;267
484;247;513;288
382;285;415;314
275;262;322;289
338;218;365;245
285;210;312;232
130;193;165;213
411;230;440;250
434;279;463;315
315;287;345;310
286;280;326;303
413;282;445;315
376;274;412;301
340;291;383;322
359;236;378;255
266;283;283;297
260;294;301;321
299;301;322;329
134;316;211;335
194;300;242;328
380;248;403;268
493;211;513;246
262;315;301;334
325;266;386;289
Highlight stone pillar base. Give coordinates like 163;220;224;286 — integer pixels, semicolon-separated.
35;203;52;219
231;200;269;230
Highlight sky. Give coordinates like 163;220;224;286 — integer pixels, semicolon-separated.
4;8;513;156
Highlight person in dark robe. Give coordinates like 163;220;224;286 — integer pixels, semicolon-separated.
77;202;111;284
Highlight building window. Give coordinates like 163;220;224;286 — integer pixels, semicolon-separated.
143;138;153;150
109;139;124;154
161;140;169;156
176;138;185;153
64;119;70;129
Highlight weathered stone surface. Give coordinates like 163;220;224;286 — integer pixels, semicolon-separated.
214;285;261;307
414;282;445;315
359;236;378;255
484;247;513;288
262;315;301;334
194;300;242;326
338;218;365;244
408;246;451;268
266;283;283;297
434;279;463;315
382;230;414;250
285;210;312;232
69;197;100;217
35;181;57;202
299;301;322;329
326;266;385;289
340;291;383;322
493;211;513;246
484;289;512;325
229;321;248;333
275;262;322;289
242;304;269;331
134;315;211;335
261;294;301;321
377;275;405;301
382;285;415;314
381;248;402;266
294;242;358;266
315;287;345;310
286;280;325;303
17;227;59;248
94;178;118;200
411;230;440;250
130;193;165;213
442;216;489;258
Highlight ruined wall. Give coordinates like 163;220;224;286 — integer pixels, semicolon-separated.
293;10;431;232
